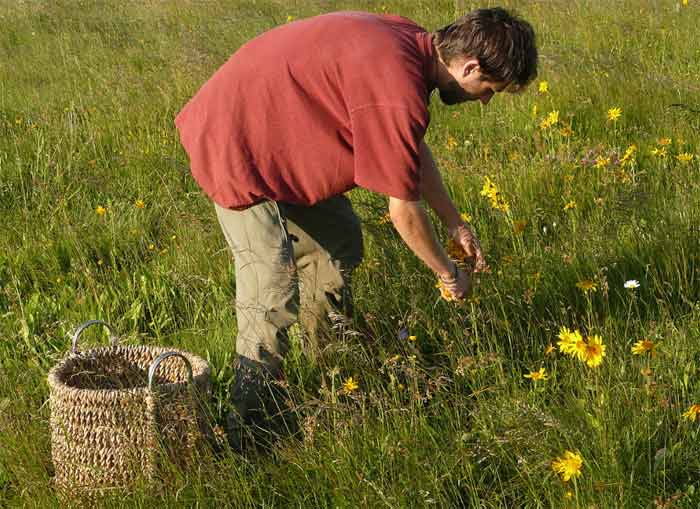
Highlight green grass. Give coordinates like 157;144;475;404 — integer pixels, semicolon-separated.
2;0;700;506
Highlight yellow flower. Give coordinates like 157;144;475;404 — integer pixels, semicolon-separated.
447;238;469;263
545;343;556;355
524;367;548;381
547;110;559;124
620;144;637;165
342;376;359;393
557;327;585;359
559;125;573;137
480;176;499;200
95;205;106;216
148;243;155;251
408;335;417;342
576;279;597;293
532;104;538;118
657;137;672;146
682;404;700;422
583;335;606;368
446;135;458;151
460;212;473;223
513;219;527;234
594;156;611;169
563;200;576;211
650;147;667;158
607;107;622;122
538;81;549;94
286;15;295;22
676;153;693;163
631;339;655;356
134;199;146;209
552;450;583;482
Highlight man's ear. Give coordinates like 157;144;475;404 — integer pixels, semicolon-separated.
462;59;480;78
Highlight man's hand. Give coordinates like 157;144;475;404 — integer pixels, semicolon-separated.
448;222;488;272
438;262;472;300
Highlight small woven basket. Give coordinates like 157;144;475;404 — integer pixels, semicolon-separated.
47;320;211;495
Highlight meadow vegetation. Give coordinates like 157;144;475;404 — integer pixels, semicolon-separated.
1;0;700;507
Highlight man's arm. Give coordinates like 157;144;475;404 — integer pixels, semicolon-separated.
418;141;462;231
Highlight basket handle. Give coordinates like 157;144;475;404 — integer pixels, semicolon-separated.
71;319;119;353
148;352;194;391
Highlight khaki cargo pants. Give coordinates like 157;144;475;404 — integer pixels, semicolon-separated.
215;195;364;375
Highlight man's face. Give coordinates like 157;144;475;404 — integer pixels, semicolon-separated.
437;58;511;106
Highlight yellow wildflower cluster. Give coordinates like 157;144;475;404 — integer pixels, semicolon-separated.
524;367;548;381
557;327;606;368
539;110;559;130
620;144;637;166
480;176;510;213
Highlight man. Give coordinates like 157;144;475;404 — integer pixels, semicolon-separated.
176;7;537;450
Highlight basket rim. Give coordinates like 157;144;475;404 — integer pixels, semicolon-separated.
47;344;210;395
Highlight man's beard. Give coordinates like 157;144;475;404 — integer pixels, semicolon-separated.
438;78;477;105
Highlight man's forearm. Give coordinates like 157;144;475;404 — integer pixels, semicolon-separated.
388;198;454;279
419;141;462;230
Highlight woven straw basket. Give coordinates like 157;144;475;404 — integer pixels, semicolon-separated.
47;320;211;495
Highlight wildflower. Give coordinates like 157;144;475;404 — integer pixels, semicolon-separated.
563;200;576;211
148;243;155;251
552;450;583;482
513;219;527;234
447;238;469;263
557;327;586;360
547;110;559;125
657;137;672;146
524;367;548;381
559;125;573;137
342;376;359;393
620;144;637;165
676;153;693;163
460;212;472;223
446;135;458;150
624;279;640;289
532;104;538;118
583;335;606;368
631;339;655;356
134;199;146;209
408;335;417;342
286;15;295;22
480;176;510;212
576;279;597;293
650;147;667;158
607;107;622;122
538;81;549;94
682;404;700;422
95;205;106;216
545;343;556;355
594;156;611;169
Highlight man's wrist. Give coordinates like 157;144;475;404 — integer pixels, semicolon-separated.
438;261;458;282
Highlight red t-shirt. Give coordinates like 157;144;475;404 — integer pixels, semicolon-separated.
175;11;437;209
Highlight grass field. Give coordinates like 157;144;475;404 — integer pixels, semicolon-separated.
2;0;700;507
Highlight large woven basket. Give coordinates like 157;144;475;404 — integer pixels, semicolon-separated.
47;320;211;495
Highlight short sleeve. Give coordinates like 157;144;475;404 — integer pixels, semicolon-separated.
351;105;429;201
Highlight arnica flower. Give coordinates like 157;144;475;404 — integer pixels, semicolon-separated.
594;156;611;169
545;343;556;355
552;450;583;482
95;205;106;216
624;279;640;289
538;81;549;94
524;367;548;381
563;200;576;211
676;153;694;163
134;199;146;209
557;327;586;360
540;110;559;129
682;404;700;422
480;176;510;213
559;125;573;137
576;279;597;293
460;211;473;223
583;335;606;368
650;147;667;158
620;144;637;165
657;137;672;146
342;377;359;393
446;135;458;151
631;339;655;356
607;107;622;122
286;15;295;22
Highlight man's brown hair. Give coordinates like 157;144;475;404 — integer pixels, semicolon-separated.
433;7;538;88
